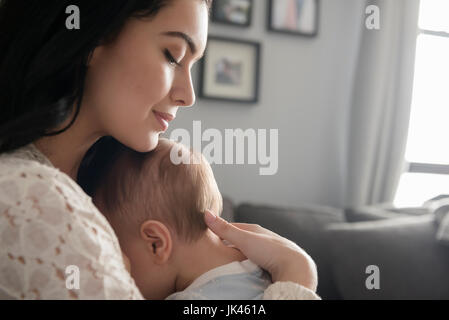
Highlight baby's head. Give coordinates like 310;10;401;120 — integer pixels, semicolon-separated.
93;138;223;299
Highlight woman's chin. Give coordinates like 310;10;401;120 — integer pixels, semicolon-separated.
114;129;161;153
132;132;160;153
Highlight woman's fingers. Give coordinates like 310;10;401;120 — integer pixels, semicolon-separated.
228;222;298;250
205;211;296;253
205;210;287;268
230;222;279;237
204;210;255;252
206;213;277;237
205;209;318;291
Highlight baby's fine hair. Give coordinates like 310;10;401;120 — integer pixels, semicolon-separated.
93;138;223;243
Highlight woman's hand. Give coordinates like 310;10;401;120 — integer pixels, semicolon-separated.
204;210;318;292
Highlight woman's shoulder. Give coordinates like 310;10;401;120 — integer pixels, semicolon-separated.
0;146;115;249
0;144;92;205
0;150;91;215
0;144;61;187
0;152;65;210
0;148;142;299
0;151;58;179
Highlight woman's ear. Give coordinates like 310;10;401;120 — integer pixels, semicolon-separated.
87;46;103;67
140;220;173;265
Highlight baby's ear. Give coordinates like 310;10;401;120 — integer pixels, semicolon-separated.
140;220;173;264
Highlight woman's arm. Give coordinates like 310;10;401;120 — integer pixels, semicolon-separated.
204;211;321;300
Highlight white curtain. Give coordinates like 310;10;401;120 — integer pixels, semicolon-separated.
345;0;421;208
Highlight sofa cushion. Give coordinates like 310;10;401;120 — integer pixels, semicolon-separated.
421;196;449;245
221;196;235;222
438;214;449;245
326;215;449;299
427;198;449;225
435;202;449;245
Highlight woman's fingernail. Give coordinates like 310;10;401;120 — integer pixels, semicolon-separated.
205;211;217;224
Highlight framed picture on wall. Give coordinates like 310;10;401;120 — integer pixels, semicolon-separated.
268;0;319;37
198;36;261;103
211;0;253;27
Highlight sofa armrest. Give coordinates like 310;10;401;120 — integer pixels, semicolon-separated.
326;215;449;299
345;204;432;223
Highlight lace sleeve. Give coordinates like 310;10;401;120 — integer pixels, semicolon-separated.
263;282;321;300
0;163;143;300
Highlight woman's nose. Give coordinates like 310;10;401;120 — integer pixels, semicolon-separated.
171;70;196;107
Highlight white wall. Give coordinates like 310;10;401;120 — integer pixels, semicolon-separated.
166;0;364;209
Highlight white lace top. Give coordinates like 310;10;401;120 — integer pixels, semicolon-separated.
0;144;320;300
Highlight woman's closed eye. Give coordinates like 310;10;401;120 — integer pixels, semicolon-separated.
164;49;182;67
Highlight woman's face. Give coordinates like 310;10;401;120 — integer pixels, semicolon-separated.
84;0;208;152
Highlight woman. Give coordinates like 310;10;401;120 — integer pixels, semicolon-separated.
0;0;319;299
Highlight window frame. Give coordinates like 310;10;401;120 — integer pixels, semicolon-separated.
405;24;449;176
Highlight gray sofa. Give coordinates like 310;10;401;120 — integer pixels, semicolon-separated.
222;197;449;299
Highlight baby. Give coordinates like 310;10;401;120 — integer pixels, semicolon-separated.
93;138;271;300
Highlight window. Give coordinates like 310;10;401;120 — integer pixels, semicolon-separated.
394;0;449;207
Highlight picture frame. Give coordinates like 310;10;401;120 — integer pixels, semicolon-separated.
267;0;319;37
211;0;253;27
198;36;261;104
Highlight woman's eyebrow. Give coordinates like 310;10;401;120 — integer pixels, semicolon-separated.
161;31;198;55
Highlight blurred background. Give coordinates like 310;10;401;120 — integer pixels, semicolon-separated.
166;0;449;299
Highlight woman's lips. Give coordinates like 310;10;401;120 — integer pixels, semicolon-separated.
153;111;174;132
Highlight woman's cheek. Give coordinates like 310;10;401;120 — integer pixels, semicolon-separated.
122;64;169;120
147;63;174;105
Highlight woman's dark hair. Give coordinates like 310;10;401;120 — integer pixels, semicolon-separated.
0;0;211;195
